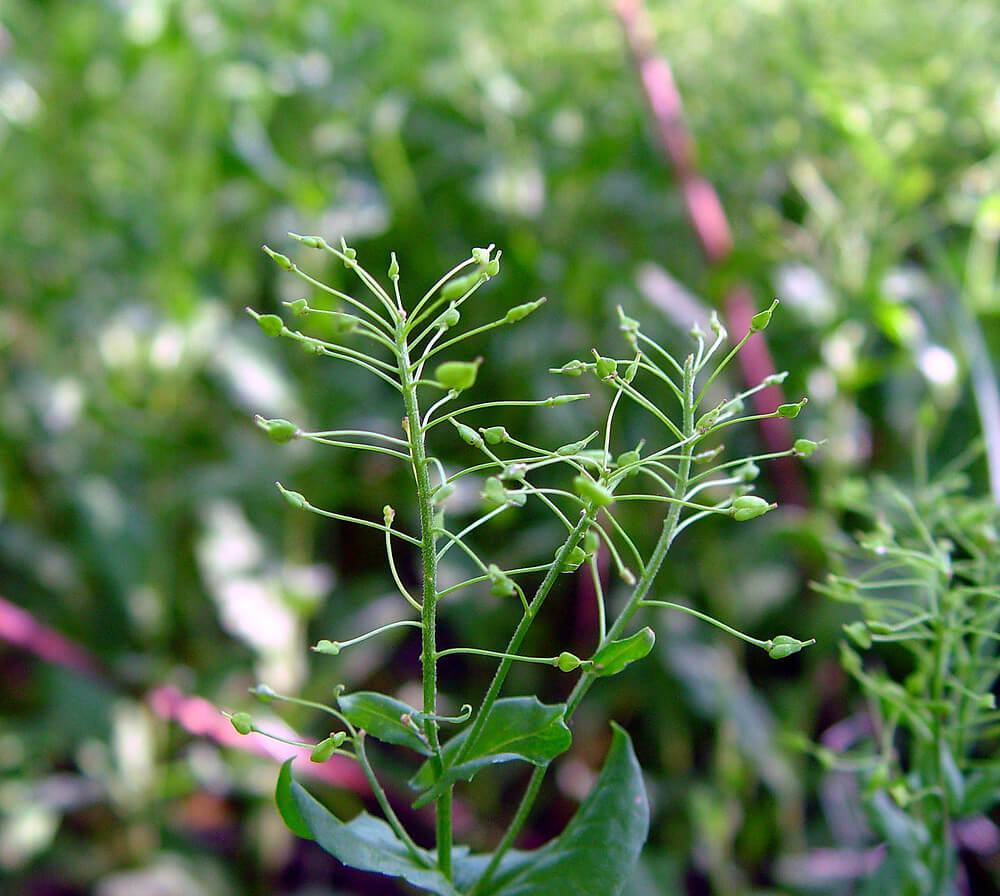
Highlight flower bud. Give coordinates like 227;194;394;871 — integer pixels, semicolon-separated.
734;461;760;482
731;495;773;521
383;505;395;525
471;246;492;266
287;298;310;317
230;712;253;735
763;371;788;386
556;651;582;672
388;253;399;279
583;528;600;555
256;314;284;338
504;297;546;324
482;426;508;445
484;253;501;277
794;438;820;457
500;463;527;481
255;416;299;443
573;474;614;508
297;235;324;249
340;238;356;265
435;358;482;392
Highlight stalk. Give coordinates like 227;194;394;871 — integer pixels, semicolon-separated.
396;320;453;878
471;355;698;894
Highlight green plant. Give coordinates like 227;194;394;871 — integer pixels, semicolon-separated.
233;236;815;895
816;460;1000;896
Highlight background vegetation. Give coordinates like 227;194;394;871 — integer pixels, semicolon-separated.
2;1;998;893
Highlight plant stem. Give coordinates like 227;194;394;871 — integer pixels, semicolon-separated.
397;319;453;879
472;355;699;894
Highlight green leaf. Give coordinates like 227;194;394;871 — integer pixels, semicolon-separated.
410;697;571;809
452;724;648;896
275;759;312;840
591;627;655;677
291;781;461;896
338;692;433;756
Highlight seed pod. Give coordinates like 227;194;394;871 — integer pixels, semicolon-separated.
432;306;461;329
751;300;779;331
777;402;803;418
500;463;527;481
767;635;810;659
256;314;284;338
616;448;641;475
435;358;482;392
553;360;586;376
311;732;347;762
482;476;507;508
488;563;516;597
484;254;501;277
556;651;582;672
731;495;773;521
482;426;508;445
556;436;591;456
230;712;253;735
453;420;484;448
278;485;309;509
329;312;359;337
313;639;341;655
433;483;454;505
287;298;310;317
557;545;587;573
582;528;600;555
794;438;820;458
504;297;546;324
441;272;481;303
595;356;616;379
573;474;614;508
263;246;293;271
255;416;299;444
251;684;278;702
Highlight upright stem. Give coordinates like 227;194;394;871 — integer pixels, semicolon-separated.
397;322;453;878
472;356;698;894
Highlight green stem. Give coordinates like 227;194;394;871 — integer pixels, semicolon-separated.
471;355;699;895
397;317;453;878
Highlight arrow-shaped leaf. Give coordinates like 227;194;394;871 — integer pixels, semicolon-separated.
591;627;655;677
338;691;433;756
410;697;571;808
452;723;648;896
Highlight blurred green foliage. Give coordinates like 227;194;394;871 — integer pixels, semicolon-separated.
1;0;998;893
